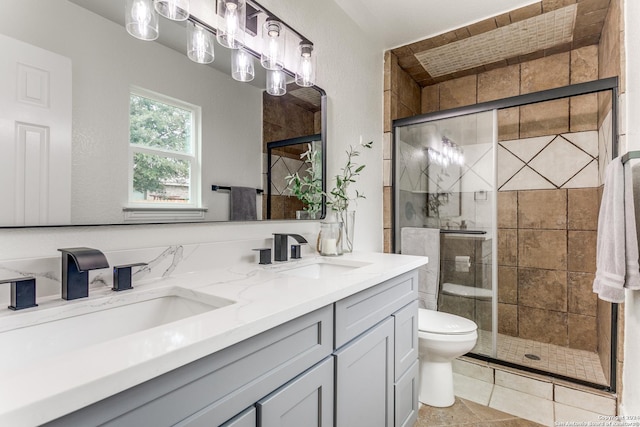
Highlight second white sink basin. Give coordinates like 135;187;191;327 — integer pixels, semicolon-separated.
0;287;234;374
277;258;371;279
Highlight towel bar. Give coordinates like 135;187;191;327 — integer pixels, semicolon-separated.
622;150;640;164
212;185;264;194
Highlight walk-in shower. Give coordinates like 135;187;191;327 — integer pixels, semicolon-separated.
393;78;619;391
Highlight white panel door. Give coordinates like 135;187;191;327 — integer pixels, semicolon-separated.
0;33;71;226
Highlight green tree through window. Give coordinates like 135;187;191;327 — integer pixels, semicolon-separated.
129;90;199;205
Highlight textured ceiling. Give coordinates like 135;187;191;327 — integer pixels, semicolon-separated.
391;0;611;87
415;5;578;77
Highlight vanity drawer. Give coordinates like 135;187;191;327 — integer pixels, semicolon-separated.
334;270;418;348
45;305;333;427
393;300;419;381
220;407;256;427
394;360;419;427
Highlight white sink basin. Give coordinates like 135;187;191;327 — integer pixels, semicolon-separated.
277;258;371;279
0;287;234;373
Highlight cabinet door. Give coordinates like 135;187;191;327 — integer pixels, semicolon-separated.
395;360;419;427
257;357;334;427
393;301;418;381
335;318;394;427
220;407;256;427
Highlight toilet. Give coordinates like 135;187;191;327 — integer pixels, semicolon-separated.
418;308;478;407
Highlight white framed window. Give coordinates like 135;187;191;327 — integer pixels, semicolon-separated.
126;87;203;220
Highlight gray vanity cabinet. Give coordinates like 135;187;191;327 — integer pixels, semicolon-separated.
394;360;419;427
335;317;395;427
333;270;419;427
42;269;419;427
257;356;334;427
222;356;334;427
393;300;420;427
220;407;256;427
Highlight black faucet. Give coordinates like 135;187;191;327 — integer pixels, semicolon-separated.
58;247;110;300
112;262;148;292
273;234;308;262
1;276;37;310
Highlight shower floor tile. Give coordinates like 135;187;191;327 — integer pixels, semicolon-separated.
474;330;608;385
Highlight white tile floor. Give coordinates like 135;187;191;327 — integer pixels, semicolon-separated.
452;359;618;426
474;329;608;385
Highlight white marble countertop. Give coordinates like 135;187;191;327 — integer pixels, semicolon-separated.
0;252;427;427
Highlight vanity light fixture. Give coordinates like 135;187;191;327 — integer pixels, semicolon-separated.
124;0;317;95
154;0;190;21
216;0;246;49
232;47;255;82
187;21;215;64
295;41;315;87
261;18;285;70
125;0;159;41
266;69;286;96
426;137;464;167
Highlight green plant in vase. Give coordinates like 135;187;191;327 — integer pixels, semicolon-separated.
326;139;373;252
285;143;323;219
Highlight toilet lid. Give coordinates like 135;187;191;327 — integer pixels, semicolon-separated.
418;309;477;334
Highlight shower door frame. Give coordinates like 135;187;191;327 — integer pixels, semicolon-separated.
392;76;619;392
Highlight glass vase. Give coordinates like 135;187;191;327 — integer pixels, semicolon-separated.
338;210;356;253
317;221;343;256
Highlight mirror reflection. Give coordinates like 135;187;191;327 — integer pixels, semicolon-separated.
266;134;323;220
0;0;325;226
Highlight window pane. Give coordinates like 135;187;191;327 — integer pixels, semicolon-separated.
132;152;190;203
130;94;192;153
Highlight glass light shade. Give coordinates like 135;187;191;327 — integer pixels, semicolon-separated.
266;70;286;96
260;19;285;70
216;0;246;49
125;0;159;41
154;0;189;21
232;48;255;82
187;21;215;64
295;41;315;87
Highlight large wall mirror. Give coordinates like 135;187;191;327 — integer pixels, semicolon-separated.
0;0;326;227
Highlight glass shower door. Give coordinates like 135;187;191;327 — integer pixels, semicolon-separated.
395;110;498;358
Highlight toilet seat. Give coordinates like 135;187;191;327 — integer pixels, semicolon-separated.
441;282;493;300
418;308;477;335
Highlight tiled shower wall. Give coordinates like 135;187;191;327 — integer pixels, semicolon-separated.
495;107;613;355
385;45;604;253
497;188;600;351
387;45;613;350
597;0;624;391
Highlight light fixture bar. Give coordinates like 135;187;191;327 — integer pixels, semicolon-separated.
188;14;312;88
125;0;317;94
243;0;310;48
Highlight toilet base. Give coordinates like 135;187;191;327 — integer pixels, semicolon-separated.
419;360;455;407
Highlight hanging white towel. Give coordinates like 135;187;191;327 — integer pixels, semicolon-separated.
593;157;640;302
401;227;440;310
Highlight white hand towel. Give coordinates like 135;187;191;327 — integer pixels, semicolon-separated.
401;227;440;310
593;157;640;302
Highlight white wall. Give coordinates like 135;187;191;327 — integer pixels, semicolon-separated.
0;0;384;260
622;0;640;415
